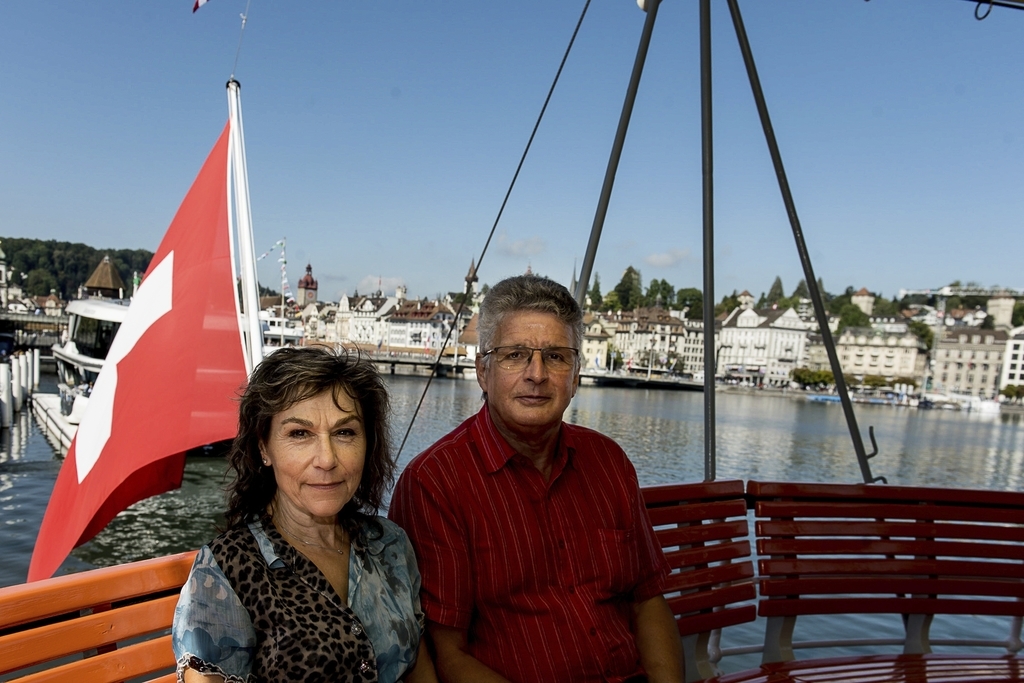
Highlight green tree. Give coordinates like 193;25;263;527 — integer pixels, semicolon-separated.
1013;302;1024;327
613;266;643;310
676;287;703;319
25;268;58;296
863;375;888;388
588;273;603;310
908;320;934;350
837;303;870;332
601;290;622;312
872;296;899;317
645;278;674;308
767;276;785;305
1;237;152;299
791;367;834;387
826;286;855;315
715;291;741;317
791;279;809;299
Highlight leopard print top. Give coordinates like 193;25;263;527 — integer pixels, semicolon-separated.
173;518;423;683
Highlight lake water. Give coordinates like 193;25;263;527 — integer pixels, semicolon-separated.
4;373;1023;670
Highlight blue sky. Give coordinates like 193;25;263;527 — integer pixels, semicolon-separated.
1;1;1021;303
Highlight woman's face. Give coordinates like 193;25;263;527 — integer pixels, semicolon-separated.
260;388;366;524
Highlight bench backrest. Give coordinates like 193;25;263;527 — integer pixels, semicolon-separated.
748;480;1024;657
643;479;757;681
0;551;197;682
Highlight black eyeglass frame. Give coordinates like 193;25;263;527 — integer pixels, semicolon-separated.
479;345;581;372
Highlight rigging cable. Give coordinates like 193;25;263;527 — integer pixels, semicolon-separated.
394;0;593;461
230;0;253;81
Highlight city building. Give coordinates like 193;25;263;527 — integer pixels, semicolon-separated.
806;327;926;384
385;299;456;354
296;264;318;305
718;307;808;386
580;314;613;371
999;326;1024;391
932;327;1008;398
851;288;875;316
987;296;1016;330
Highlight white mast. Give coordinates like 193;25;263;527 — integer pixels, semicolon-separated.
227;79;264;372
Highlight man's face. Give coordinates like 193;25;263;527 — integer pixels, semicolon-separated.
476;310;580;438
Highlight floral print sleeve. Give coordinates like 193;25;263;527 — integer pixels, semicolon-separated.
172;545;256;682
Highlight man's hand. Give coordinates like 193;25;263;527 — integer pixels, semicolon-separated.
428;621;513;683
633;595;684;683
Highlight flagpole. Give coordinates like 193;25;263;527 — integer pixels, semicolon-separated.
227;80;264;371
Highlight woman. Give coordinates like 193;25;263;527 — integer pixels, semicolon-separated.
172;346;436;683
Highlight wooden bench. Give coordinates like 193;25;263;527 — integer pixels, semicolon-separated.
0;551;197;683
709;480;1024;682
642;479;757;682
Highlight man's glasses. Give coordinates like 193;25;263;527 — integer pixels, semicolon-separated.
481;346;579;372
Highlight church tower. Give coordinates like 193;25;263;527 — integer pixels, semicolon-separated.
465;258;479;295
296;264;318;305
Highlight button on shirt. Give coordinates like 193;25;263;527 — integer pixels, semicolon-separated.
389;405;669;683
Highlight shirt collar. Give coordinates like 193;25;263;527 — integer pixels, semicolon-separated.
248;518;288;569
470;403;576;475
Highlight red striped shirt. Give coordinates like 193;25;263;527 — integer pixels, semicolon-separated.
389;405;669;682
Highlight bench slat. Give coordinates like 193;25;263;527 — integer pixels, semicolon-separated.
664;539;751;571
760;557;1022;580
0;552;196;630
668;582;758;617
758;595;1024;618
648;499;749;527
760;576;1024;599
10;635;174;683
748;481;1024;508
655;519;749;549
0;595;179;673
666;561;754;594
677;605;758;639
759;537;1024;560
756;500;1024;525
642;480;746;506
758;519;1024;542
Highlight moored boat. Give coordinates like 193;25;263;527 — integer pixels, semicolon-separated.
51;297;130;424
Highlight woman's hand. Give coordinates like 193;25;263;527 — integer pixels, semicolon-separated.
182;668;227;683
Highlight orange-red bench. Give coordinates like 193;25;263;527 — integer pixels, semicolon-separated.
5;480;1024;683
708;481;1024;682
0;551;196;683
642;479;757;682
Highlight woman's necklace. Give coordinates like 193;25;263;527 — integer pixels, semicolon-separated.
275;520;348;556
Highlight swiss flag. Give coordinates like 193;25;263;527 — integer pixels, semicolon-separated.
29;123;249;581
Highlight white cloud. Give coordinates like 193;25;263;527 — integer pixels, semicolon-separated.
356;275;404;296
498;233;546;257
644;248;692;268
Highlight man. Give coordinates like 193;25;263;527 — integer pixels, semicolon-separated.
390;275;683;683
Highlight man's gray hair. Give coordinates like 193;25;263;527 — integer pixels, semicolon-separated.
477;275;584;358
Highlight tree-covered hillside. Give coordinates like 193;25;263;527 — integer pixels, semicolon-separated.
0;237;152;299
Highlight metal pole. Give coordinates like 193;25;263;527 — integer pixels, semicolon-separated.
227;80;265;371
726;0;877;483
700;0;716;482
575;0;661;306
11;356;21;413
0;363;11;428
